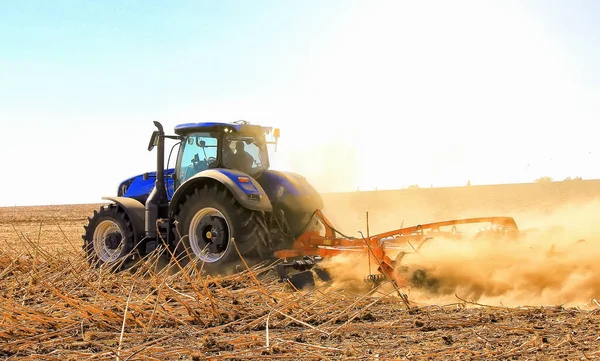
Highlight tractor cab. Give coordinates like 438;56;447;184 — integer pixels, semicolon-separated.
172;121;279;188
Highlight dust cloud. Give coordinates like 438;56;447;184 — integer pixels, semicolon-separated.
280;139;361;195
317;199;600;308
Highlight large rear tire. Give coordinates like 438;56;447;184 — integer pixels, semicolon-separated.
82;204;135;271
174;183;270;275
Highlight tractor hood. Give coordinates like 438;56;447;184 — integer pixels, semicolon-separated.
117;168;175;204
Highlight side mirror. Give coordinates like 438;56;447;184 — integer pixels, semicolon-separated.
148;131;159;151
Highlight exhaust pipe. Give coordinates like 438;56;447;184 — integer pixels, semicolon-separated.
145;121;169;237
153;121;166;194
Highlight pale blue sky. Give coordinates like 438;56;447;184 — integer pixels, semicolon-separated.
1;0;599;206
0;1;350;119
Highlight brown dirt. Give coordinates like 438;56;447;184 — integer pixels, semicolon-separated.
1;187;600;360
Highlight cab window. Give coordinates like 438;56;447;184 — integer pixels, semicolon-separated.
177;132;218;184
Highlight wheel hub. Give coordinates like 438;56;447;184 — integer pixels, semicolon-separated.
92;220;125;263
104;232;122;250
188;207;231;262
196;216;228;253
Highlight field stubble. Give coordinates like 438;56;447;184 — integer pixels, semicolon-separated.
1;198;600;360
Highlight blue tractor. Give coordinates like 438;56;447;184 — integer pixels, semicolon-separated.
82;120;324;274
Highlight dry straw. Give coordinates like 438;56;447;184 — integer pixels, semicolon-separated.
1;220;600;360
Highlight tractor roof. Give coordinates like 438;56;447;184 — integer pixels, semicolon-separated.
174;121;272;136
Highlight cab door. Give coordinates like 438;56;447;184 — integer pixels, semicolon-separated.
174;132;220;189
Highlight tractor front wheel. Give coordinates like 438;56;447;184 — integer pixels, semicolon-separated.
82;204;135;271
175;184;270;275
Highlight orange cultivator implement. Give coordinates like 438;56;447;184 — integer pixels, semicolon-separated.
275;211;520;292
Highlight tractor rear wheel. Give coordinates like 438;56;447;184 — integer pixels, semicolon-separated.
174;184;270;275
82;204;135;271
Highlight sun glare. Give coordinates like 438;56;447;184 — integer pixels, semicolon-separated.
258;0;596;193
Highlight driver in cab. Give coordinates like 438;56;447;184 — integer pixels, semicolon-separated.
223;140;254;173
